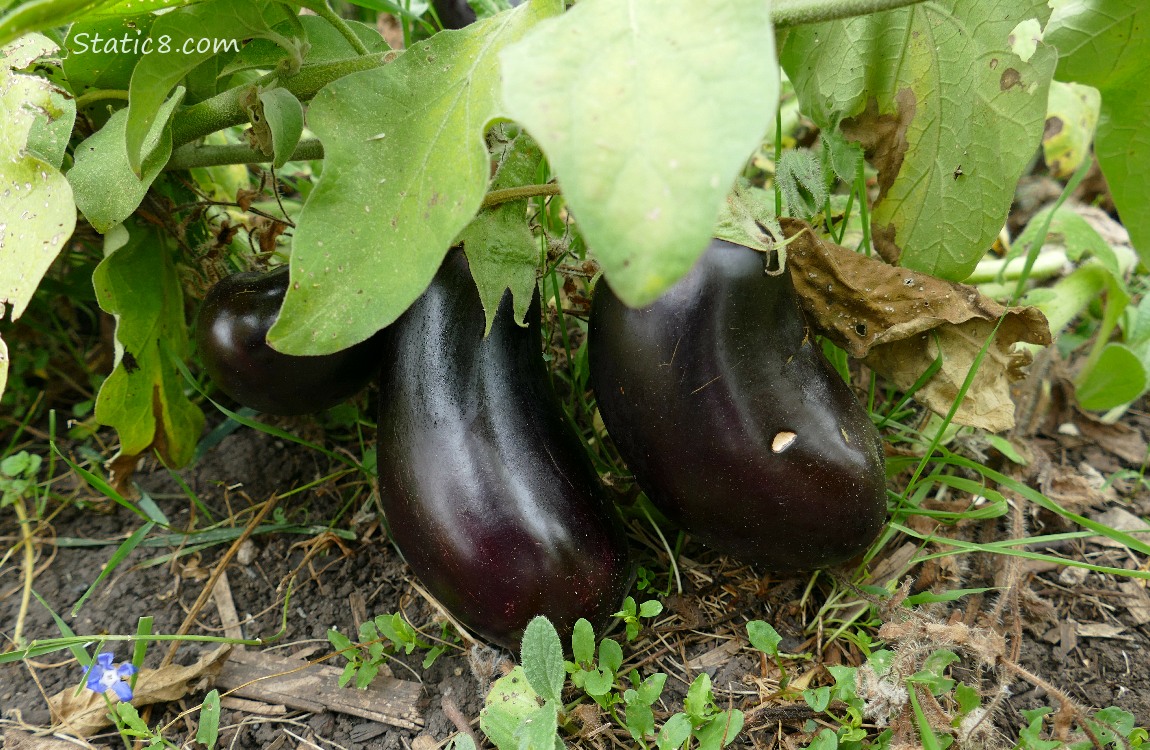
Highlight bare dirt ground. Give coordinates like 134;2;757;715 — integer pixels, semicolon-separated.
1;376;1148;749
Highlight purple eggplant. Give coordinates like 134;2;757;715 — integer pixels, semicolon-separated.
196;266;383;415
589;238;887;571
376;249;632;648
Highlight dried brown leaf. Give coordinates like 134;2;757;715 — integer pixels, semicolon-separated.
781;219;1051;432
49;645;231;738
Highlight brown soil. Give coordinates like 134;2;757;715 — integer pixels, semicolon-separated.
2;389;1148;749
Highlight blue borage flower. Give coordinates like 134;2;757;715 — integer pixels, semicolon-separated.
85;652;138;702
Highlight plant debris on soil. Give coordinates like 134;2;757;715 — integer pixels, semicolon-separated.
2;368;1149;750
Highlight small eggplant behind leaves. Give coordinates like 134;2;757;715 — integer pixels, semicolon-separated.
589;239;887;571
196;266;383;415
376;249;632;648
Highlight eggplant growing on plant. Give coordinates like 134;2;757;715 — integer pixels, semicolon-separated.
375;249;632;649
431;0;523;29
589;238;887;571
196;266;384;415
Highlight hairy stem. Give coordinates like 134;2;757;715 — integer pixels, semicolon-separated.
170;50;397;150
307;0;370;55
773;0;927;27
165;138;325;170
481;183;561;209
73;89;129;109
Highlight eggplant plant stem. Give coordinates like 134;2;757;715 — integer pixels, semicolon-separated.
307;0;370;55
165;139;325;170
170;50;397;150
772;0;927;27
481;183;562;208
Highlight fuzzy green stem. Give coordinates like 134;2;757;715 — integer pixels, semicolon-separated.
170;50;397;150
73;89;129;109
481;183;562;209
165;138;325;170
307;0;370;55
772;0;928;27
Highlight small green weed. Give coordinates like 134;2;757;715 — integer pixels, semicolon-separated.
328;612;454;688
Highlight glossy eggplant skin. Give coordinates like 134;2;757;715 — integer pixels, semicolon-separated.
431;0;522;29
196;266;383;416
376;250;632;649
589;239;887;571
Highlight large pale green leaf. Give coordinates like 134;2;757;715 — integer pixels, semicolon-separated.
459;131;542;334
268;0;561;355
124;0;292;175
92;221;204;471
67;87;184;233
781;0;1056;280
0;34;77;401
1093;90;1150;266
1047;0;1150;265
501;0;777;307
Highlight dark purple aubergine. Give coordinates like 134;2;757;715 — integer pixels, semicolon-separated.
196;266;383;415
431;0;523;29
589;238;887;571
376;249;632;649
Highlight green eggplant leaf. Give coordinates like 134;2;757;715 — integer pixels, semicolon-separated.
781;0;1056;280
68;87;184;233
1047;0;1150;268
124;0;293;175
460;131;542;334
0;34;77;402
221;16;388;76
92;221;204;473
1075;343;1147;411
63;14;157;94
257;87;304;169
501;0;777;308
268;0;561;355
0;0;119;48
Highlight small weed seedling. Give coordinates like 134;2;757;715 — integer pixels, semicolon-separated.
328;612;450;688
614;596;665;641
481;610;743;750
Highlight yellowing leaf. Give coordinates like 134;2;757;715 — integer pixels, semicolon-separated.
501;0;777;307
93;222;204;482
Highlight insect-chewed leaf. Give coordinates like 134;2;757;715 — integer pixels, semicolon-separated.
500;0;777;308
781;0;1056;281
269;0;561;355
